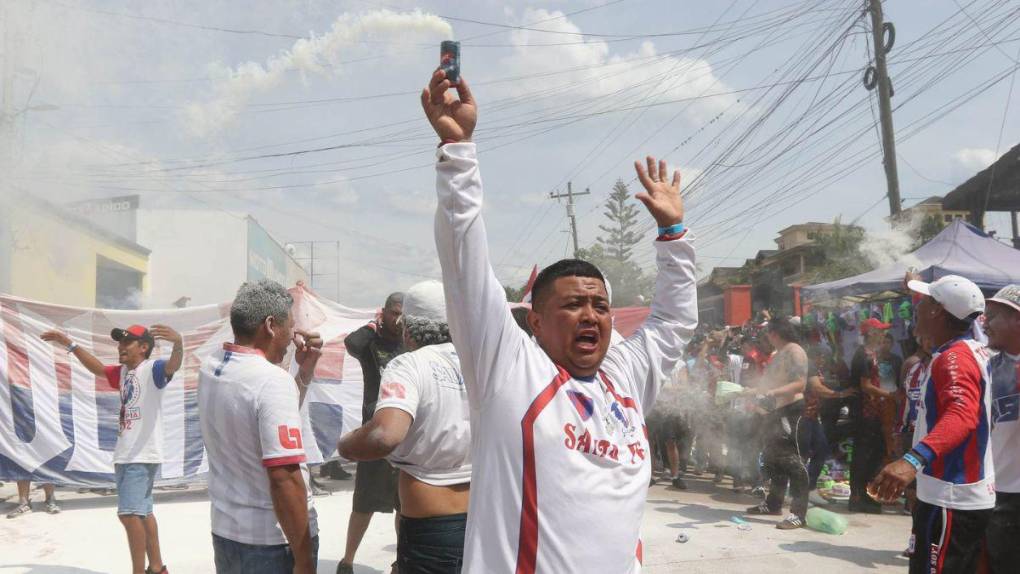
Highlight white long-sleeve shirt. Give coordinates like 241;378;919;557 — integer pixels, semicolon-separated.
434;143;698;573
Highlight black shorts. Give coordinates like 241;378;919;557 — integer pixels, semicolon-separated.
987;491;1020;574
910;499;991;574
352;459;400;514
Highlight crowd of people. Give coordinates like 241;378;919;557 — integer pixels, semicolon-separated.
2;68;1018;574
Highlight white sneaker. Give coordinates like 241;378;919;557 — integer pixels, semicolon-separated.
809;491;830;506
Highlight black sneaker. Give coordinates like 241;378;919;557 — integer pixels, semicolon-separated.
329;466;353;481
746;502;781;516
776;514;804;530
671;477;688;490
848;500;883;514
336;562;354;574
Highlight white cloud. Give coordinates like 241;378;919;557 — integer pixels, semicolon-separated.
954;147;996;171
384;188;435;216
185;10;452;136
495;9;739;124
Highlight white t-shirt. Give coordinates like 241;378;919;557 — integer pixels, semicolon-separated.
435;143;697;574
375;342;471;486
105;359;171;464
990;351;1020;493
198;343;317;546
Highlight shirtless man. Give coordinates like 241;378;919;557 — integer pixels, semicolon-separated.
745;317;810;529
338;280;470;573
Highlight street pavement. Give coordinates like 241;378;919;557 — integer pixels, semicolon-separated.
0;471;911;573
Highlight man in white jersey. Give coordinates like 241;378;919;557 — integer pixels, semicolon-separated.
339;280;471;573
421;69;697;573
41;324;183;574
198;280;323;574
983;284;1020;574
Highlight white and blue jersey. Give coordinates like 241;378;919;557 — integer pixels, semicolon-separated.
990;351;1020;493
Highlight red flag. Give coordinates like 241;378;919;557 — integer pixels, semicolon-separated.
521;265;539;303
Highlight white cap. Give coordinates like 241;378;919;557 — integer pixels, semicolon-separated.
789;316;802;326
907;275;985;321
403;280;447;323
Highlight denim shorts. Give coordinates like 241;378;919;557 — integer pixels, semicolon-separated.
397;513;466;574
212;533;320;574
115;463;159;516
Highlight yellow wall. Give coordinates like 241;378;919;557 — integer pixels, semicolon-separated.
3;202;149;308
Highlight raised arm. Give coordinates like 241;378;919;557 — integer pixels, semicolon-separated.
41;330;107;377
150;325;183;379
292;329;323;406
423;70;525;404
602;157;698;408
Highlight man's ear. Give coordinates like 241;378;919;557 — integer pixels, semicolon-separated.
264;315;276;339
527;307;542;338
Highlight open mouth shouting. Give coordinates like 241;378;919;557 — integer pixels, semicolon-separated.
574;327;601;354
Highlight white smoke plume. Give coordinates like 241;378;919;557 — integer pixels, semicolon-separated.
860;210;926;270
185;10;453;136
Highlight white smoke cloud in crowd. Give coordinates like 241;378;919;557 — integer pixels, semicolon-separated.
499;9;740;123
185;10;453;136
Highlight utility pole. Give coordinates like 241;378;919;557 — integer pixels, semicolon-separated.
866;0;902;217
549;181;590;258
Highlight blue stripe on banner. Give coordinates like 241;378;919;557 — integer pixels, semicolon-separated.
309;402;344;459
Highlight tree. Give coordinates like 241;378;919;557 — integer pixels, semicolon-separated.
577;244;654;308
597;180;643;262
803;218;872;283
504;284;525;303
915;214;946;249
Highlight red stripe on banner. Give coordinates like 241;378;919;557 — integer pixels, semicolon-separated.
2;301;32;391
516;367;572;574
56;361;72;393
636;539;643;564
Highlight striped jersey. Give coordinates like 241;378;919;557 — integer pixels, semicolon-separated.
198;343;317;545
434;143;698;573
990;351;1020;493
911;337;995;510
898;358;926;434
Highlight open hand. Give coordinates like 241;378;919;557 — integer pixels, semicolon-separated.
421;69;476;143
868;459;916;503
634;156;684;228
41;330;72;348
150;325;182;345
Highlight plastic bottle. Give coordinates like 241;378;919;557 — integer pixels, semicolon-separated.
805;507;848;535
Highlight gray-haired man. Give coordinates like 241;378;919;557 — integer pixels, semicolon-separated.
338;280;471;574
198;280;323;574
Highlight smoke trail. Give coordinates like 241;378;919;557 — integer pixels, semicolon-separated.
185;10;453;136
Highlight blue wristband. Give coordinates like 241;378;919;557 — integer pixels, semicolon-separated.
657;222;685;236
902;452;923;472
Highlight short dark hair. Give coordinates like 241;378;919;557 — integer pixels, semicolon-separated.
140;339;154;359
531;259;605;308
384;292;404;310
767;317;800;344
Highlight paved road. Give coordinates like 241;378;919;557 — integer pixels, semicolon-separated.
0;473;911;573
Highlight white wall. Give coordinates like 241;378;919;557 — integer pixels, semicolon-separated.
136;209;248;308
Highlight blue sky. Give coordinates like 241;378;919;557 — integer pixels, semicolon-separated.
4;0;1019;307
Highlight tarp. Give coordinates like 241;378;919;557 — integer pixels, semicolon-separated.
0;285;373;485
0;285;653;485
803;220;1020;300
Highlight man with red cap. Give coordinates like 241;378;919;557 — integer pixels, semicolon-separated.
848;316;895;513
983;284;1020;573
871;275;993;574
41;323;183;574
